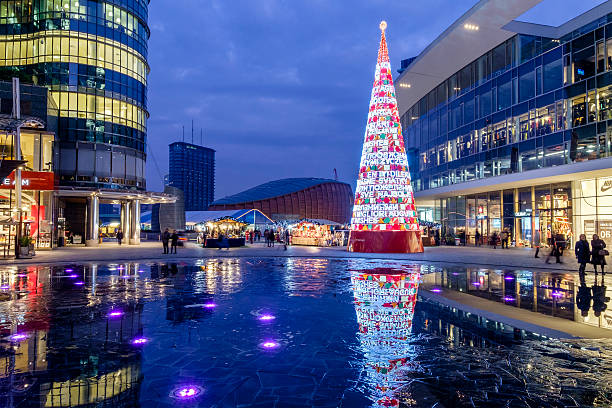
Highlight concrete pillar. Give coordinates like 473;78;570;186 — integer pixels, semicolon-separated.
120;202;130;245
129;199;140;245
85;195;99;247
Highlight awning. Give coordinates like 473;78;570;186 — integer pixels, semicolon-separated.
186;209;274;225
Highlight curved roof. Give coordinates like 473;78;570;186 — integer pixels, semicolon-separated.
212;178;347;205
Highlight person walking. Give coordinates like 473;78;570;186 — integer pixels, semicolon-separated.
475;229;481;247
534;229;541;258
116;229;124;246
500;229;508;249
162;228;170;254
545;233;558;264
591;234;607;275
491;231;498;249
575;234;590;276
170;230;179;254
264;229;270;247
284;229;290;250
270;229;275;248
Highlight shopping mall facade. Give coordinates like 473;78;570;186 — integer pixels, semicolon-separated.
397;0;612;248
0;0;173;248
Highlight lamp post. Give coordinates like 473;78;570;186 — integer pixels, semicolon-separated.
12;78;22;258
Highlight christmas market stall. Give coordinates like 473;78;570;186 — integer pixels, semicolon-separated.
186;211;249;248
289;219;345;247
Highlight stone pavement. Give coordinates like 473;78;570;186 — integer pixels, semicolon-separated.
0;240;583;273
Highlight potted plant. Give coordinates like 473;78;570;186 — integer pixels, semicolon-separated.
19;236;33;256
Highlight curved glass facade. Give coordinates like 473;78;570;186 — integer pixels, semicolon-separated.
0;0;149;189
401;13;612;193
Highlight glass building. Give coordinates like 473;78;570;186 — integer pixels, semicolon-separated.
168;141;215;211
396;1;612;249
0;0;174;246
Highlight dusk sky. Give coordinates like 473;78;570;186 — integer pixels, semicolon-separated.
145;0;606;199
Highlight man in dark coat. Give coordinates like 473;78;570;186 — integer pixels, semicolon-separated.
575;234;590;275
162;228;170;254
170;230;179;254
116;229;124;245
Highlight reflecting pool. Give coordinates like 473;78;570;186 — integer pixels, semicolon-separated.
0;258;611;407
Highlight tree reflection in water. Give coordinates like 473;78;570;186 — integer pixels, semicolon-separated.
351;266;421;407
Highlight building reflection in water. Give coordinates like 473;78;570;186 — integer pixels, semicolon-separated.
0;263;150;407
350;266;420;407
419;265;611;330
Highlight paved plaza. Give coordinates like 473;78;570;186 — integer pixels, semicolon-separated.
4;241;585;272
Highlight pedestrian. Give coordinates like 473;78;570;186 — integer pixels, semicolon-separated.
500;229;508;249
117;229;124;246
264;229;270;247
475;229;481;247
162;228;170;254
545;233;561;264
170;230;179;254
491;231;498;249
270;230;275;248
434;229;440;246
591;234;608;275
285;229;290;246
575;234;590;276
534;229;541;258
217;233;224;250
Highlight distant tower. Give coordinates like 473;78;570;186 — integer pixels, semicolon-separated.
168;142;215;211
348;22;423;253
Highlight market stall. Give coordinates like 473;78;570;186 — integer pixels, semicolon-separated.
289;219;343;247
189;215;247;248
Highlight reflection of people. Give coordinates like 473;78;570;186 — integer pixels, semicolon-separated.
576;269;592;317
591;234;607;275
592;274;609;317
575;234;590;275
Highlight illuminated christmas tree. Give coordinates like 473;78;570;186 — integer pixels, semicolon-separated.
348;21;423;253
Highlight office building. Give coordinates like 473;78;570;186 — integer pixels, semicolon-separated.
168;141;215;211
396;1;612;248
0;0;173;246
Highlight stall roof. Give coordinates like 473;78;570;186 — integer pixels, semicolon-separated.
186;209;274;225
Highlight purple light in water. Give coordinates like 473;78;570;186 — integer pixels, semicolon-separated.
203;303;216;309
108;311;123;318
17;274;27;277
504;276;515;281
0;285;9;290
137;270;145;273
64;269;73;273
74;281;85;286
120;275;131;279
503;296;515;302
68;274;78;278
472;282;481;286
552;291;564;298
131;337;148;345
260;341;279;349
118;266;125;270
171;385;203;400
431;288;442;293
10;333;27;341
259;314;276;321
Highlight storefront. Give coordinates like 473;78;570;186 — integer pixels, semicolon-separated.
427;181;575;248
0;129;55;255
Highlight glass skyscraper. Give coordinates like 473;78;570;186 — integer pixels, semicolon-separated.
0;0;148;189
396;1;612;250
169;141;215;211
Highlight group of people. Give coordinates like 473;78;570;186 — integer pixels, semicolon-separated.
161;228;180;254
574;233;608;275
484;229;511;249
263;228;291;249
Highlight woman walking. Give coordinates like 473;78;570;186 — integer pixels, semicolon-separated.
591;234;607;275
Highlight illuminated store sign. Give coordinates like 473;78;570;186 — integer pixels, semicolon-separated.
0;171;54;191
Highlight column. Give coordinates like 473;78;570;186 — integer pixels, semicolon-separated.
130;199;140;245
85;195;99;247
120;201;131;244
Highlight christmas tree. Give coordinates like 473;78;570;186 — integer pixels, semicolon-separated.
348;21;423;253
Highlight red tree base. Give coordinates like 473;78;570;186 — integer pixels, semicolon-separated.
347;230;424;253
